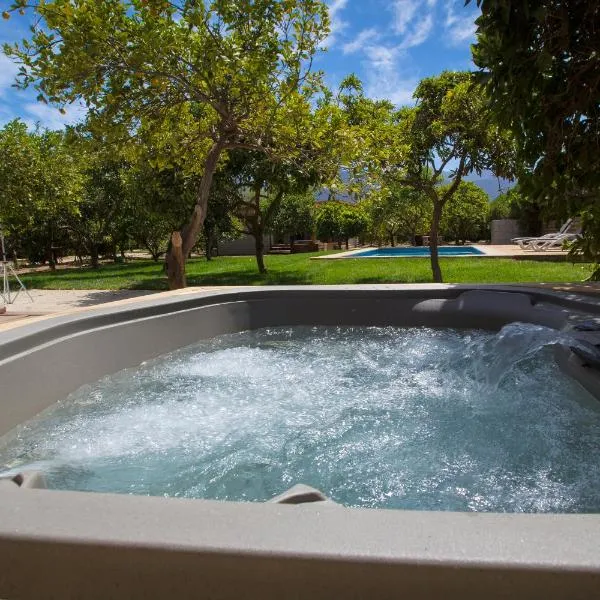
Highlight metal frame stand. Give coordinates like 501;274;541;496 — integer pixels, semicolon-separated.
0;229;33;305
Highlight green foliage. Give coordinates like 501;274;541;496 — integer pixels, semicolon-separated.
0;119;82;263
570;210;600;281
316;201;367;244
489;186;544;237
209;148;324;272
489;190;517;221
5;0;332;285
316;201;345;241
66;147;129;267
366;185;431;245
440;181;489;244
270;192;316;239
354;71;515;280
469;0;600;265
124;162;198;261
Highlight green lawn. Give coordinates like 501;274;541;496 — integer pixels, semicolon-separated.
18;252;593;291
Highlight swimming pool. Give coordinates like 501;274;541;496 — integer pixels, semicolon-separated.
353;246;484;257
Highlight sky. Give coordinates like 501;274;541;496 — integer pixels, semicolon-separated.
0;0;481;131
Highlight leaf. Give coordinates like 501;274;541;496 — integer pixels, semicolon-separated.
2;12;10;20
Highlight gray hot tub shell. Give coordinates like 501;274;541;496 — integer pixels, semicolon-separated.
1;285;600;599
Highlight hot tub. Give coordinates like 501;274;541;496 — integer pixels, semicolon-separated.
1;285;600;599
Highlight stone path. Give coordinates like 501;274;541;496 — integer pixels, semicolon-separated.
2;289;157;314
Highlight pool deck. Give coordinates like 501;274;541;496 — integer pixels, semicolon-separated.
314;244;571;259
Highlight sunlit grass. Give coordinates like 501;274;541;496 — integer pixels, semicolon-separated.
17;252;593;291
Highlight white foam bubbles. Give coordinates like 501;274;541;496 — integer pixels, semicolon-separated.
1;324;599;512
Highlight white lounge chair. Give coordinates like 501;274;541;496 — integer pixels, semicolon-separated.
526;232;581;251
512;219;578;250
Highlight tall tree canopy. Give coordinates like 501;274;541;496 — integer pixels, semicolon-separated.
5;0;330;287
0;120;82;266
440;181;489;245
469;0;600;274
366;185;431;247
355;71;514;281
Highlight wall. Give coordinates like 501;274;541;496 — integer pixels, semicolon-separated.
491;219;520;245
217;234;272;256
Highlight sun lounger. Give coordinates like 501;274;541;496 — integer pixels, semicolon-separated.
526;233;581;251
512;218;579;250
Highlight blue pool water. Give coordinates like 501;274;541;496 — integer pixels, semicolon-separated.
352;246;484;257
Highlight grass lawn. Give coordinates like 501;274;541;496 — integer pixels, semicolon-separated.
18;252;594;291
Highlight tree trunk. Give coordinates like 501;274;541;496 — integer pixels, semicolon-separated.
429;202;443;283
166;231;186;288
165;140;224;289
205;229;214;261
90;244;99;269
47;248;56;272
254;228;267;274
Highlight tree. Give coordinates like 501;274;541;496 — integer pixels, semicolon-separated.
366;185;431;246
469;0;600;275
489;189;517;222
213;149;321;273
0;120;81;267
316;201;367;248
270;192;316;242
5;0;329;288
124;163;197;262
315;201;344;244
440;181;489;244
339;202;369;248
387;72;514;281
67;149;129;268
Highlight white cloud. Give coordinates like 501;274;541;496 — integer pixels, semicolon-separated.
324;0;349;48
398;14;434;50
23;101;87;130
364;44;400;70
0;52;19;97
392;0;419;35
329;0;348;17
444;1;477;46
361;44;417;107
365;70;417;107
342;28;379;55
390;0;435;50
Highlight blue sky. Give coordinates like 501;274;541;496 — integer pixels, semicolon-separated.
0;0;480;130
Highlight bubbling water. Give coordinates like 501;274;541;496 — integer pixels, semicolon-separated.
1;324;599;513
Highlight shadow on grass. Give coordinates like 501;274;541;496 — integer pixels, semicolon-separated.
352;276;435;284
186;269;313;286
20;264;164;286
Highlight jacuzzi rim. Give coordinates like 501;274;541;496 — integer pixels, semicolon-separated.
3;283;600;357
2;284;600;597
